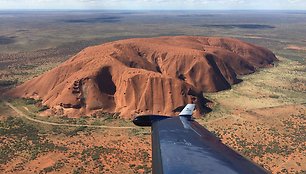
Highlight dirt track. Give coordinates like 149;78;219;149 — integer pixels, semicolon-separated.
3;100;138;129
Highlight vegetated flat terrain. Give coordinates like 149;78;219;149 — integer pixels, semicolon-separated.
0;98;151;174
0;10;305;174
201;57;305;174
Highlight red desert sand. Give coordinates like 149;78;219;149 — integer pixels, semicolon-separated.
7;36;277;118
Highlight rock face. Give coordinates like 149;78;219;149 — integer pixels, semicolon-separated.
8;36;277;118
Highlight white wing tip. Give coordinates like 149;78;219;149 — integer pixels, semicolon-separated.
179;104;196;116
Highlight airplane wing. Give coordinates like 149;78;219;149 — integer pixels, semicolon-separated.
133;104;269;174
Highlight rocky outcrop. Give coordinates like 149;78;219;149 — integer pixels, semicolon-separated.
7;36;277;118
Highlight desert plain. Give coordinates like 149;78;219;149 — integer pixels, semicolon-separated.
0;10;305;174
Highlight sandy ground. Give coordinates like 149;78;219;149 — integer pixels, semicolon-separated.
0;123;151;174
200;57;306;174
286;45;306;51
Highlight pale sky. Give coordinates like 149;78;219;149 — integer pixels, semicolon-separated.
0;0;306;10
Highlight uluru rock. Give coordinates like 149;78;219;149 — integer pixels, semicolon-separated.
7;36;277;118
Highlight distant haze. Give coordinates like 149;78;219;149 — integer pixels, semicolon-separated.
0;0;306;10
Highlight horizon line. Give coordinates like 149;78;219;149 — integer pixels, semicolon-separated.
0;9;306;11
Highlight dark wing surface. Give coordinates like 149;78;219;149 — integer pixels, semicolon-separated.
133;104;269;174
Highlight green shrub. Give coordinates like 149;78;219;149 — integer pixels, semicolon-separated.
38;105;49;112
66;126;87;137
0;79;18;87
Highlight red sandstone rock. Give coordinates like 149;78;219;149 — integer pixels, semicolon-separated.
7;36;277;118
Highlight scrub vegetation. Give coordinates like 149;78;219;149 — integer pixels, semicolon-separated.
1;10;306;173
